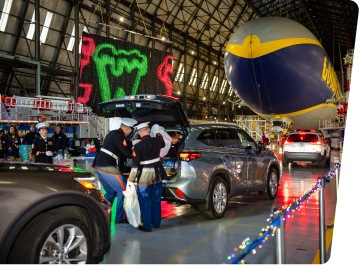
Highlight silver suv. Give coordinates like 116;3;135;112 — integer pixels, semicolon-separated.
101;95;281;219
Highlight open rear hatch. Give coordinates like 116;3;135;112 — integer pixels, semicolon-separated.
99;95;189;179
99;94;190;133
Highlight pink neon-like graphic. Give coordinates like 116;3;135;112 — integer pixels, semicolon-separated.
157;55;173;96
78;37;95;104
80;37;95;78
77;83;93;104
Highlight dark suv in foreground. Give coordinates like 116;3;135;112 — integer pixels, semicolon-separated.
0;162;111;264
101;95;281;219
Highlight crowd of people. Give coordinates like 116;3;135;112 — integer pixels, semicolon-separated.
0;123;68;162
1;119;180;233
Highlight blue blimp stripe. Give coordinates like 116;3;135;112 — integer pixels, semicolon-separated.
224;43;336;115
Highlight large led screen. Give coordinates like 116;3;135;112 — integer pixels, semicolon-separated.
77;33;173;114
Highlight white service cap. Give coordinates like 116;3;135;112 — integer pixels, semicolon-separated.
134;122;150;130
36;122;49;130
120;118;137;127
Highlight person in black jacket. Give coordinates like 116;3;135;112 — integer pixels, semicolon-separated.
4;125;20;158
92;118;137;224
0;129;6;159
32;122;57;164
167;132;181;158
52;125;68;153
23;124;40;145
129;122;166;232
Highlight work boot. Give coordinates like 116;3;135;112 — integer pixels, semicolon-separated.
138;226;152;232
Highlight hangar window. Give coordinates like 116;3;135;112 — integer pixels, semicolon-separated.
175;63;184;82
229;87;233;96
220;79;227;94
79;26;89;54
0;0;13;32
67;25;76;51
26;11;36;39
26;10;53;43
40;11;53;43
188;68;197;86
210;76;218;91
200;73;208;89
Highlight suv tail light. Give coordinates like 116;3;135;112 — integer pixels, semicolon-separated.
284;140;293;145
311;141;322;145
299;132;306;135
179;152;201;161
174;189;185;199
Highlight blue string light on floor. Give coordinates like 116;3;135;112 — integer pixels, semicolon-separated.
226;165;340;264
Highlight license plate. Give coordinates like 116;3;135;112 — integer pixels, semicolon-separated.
298;147;306;151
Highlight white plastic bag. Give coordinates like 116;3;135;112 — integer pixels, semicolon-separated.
123;181;141;227
150;124;172;157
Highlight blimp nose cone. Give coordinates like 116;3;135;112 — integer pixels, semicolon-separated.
225;17;322;60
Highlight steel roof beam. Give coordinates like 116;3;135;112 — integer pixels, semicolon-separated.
208;0;241;48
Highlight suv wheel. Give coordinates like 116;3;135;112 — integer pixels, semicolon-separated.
282;157;288;167
8;208;91;264
259;167;279;200
201;176;228;219
320;157;327;168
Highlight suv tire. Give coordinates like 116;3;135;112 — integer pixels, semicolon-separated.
282;157;288;167
8;207;92;264
320;157;327;168
258;167;279;200
201;176;228;219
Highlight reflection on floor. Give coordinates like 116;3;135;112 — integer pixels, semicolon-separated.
75;150;340;264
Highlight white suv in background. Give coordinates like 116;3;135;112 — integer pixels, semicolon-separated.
282;131;330;167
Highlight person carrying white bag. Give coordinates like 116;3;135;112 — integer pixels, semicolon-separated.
128;122;167;232
123;181;141;227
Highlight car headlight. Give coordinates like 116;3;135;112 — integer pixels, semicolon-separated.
74;177;102;191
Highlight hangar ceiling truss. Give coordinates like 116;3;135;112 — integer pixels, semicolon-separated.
0;0;358;120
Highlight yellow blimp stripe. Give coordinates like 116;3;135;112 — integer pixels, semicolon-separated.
226;36;324;59
258;103;337;118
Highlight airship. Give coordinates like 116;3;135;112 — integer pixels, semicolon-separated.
224;17;342;132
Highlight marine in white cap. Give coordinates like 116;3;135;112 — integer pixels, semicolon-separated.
92;117;137;224
32;122;57;164
129;121;167;232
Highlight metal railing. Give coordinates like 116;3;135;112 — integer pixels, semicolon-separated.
319;118;346;129
235;115;271;141
229;163;341;264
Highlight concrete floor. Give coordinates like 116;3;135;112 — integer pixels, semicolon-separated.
74;150;340;264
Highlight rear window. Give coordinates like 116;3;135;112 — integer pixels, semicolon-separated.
273;121;283;127
197;130;218;147
288;134;318;142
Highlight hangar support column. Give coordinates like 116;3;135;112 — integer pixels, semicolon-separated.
183;33;187;113
35;0;40;96
196;41;200;120
75;2;79;100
